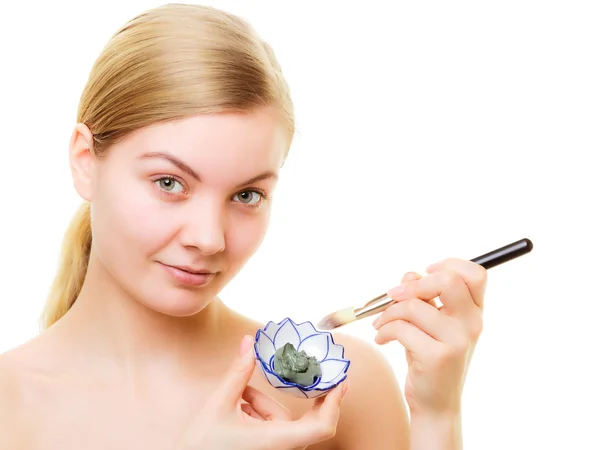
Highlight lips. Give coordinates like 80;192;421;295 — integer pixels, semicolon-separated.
170;265;214;275
159;263;217;287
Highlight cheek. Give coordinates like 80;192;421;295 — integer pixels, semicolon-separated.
226;210;271;262
92;177;173;264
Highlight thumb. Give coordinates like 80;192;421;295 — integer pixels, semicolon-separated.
212;335;256;410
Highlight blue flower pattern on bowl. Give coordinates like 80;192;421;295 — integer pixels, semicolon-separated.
254;318;350;399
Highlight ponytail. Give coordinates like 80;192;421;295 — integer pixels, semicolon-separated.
38;3;296;328
40;201;92;329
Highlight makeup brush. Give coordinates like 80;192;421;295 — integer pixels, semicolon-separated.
316;238;533;331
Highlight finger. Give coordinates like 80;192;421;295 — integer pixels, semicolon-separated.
307;382;346;423
401;271;422;284
260;382;348;448
307;382;341;414
427;258;487;308
374;298;462;343
304;382;347;442
399;271;437;308
374;319;441;356
391;269;477;316
386;272;438;310
211;335;256;411
242;385;292;421
241;402;264;420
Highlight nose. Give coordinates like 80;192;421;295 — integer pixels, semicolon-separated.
179;202;226;255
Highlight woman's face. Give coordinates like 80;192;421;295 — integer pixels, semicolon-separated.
80;107;287;316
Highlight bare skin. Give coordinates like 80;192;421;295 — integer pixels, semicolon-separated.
0;108;409;449
1;107;485;449
0;301;409;449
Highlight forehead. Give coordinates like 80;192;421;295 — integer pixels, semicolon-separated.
109;108;287;175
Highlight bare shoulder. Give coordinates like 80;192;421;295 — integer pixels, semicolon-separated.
0;349;28;448
0;348;23;411
224;309;410;449
331;332;410;450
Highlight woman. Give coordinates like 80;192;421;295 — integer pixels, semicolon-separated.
0;4;486;449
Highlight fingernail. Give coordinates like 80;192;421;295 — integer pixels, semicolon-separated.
388;285;405;297
239;335;253;358
372;317;380;328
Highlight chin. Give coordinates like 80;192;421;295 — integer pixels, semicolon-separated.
133;262;228;316
140;290;215;317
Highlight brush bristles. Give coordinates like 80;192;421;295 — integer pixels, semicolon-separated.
316;307;357;330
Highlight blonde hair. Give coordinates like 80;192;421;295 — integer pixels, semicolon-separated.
40;3;294;329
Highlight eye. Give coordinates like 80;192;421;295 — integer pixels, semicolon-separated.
233;190;264;206
155;176;185;194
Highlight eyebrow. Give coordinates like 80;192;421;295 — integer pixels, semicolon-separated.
138;152;278;188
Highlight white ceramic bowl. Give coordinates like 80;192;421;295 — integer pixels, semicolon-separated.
254;318;350;399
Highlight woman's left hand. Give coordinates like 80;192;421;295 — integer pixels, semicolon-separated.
372;258;487;417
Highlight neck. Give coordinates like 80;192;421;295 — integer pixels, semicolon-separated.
52;251;238;382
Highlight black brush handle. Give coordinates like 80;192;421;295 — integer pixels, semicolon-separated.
470;238;533;269
321;238;535;329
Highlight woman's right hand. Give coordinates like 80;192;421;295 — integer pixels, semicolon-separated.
175;335;348;450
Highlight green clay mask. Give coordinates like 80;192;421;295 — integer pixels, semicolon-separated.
273;343;322;387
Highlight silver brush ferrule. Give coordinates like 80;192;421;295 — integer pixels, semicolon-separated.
354;293;394;320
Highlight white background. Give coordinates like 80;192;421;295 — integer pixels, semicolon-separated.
1;1;599;448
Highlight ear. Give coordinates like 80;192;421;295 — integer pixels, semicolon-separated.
69;123;96;201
